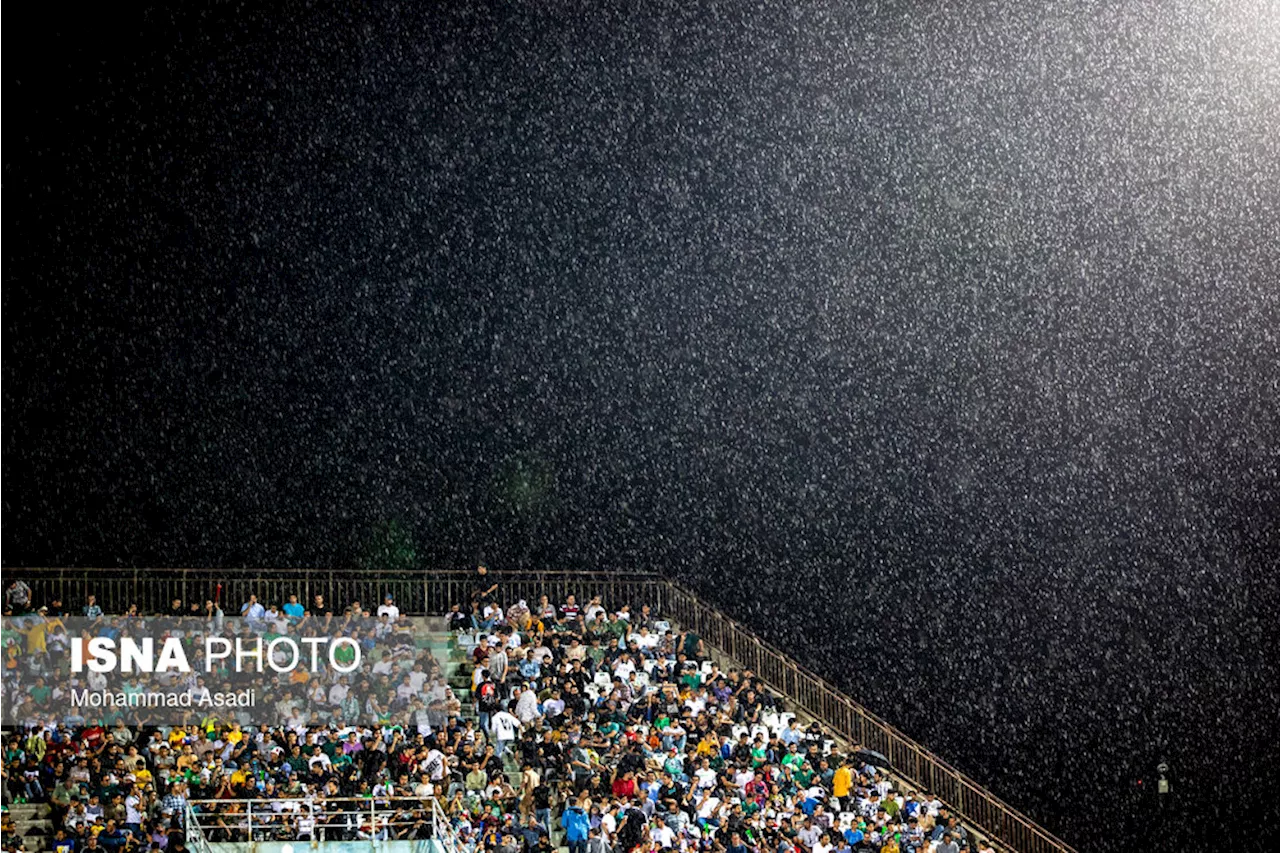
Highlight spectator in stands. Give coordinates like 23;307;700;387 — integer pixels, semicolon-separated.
283;594;305;623
240;594;266;629
5;579;33;614
474;565;498;608
490;702;523;758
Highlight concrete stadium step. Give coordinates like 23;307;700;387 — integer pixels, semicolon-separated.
23;820;54;835
6;804;45;816
6;802;53;842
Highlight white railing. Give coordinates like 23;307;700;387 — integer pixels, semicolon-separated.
186;802;214;853
187;796;446;844
432;797;464;853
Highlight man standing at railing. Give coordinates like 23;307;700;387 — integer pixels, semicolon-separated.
313;594;334;633
240;595;266;630
475;564;498;609
83;594;104;624
5;579;33;614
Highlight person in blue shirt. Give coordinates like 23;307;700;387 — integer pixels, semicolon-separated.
240;594;266;628
561;804;590;853
283;594;305;623
52;829;77;853
82;594;104;622
519;650;542;682
96;820;129;851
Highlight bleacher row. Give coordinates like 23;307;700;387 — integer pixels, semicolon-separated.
437;588;994;853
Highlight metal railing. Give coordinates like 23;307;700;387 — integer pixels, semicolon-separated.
186;802;213;853
9;567;1075;853
653;582;1077;853
186;796;447;844
14;567;659;621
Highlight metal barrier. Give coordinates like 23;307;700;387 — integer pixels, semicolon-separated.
186;796;446;843
10;567;1075;853
653;582;1077;853
186;802;214;853
15;567;658;622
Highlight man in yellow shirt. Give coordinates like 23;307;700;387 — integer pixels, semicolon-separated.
832;758;853;803
24;610;53;655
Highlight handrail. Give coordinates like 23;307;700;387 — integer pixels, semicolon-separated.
185;802;213;853
9;567;1074;853
433;796;463;853
188;796;446;843
656;579;1077;853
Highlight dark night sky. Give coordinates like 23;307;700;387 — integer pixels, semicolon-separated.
5;1;1280;850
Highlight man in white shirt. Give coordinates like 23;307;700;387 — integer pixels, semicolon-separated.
514;686;541;725
632;626;659;654
612;653;636;681
378;595;400;622
371;651;396;678
542;691;565;720
308;748;333;775
422;747;446;782
650;822;676;849
124;792;145;833
489;705;522;759
396;674;418;705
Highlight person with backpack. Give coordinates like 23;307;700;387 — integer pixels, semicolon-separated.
476;673;500;734
615;803;647;853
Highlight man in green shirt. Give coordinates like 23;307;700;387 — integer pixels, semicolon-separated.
465;765;488;793
792;760;815;790
29;676;52;708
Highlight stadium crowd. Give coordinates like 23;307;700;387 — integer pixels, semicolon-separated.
1;574;998;853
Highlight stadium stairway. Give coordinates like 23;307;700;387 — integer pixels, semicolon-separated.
5;801;53;846
416;625;524;791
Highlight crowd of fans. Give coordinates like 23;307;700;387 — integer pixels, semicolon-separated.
2;572;1000;853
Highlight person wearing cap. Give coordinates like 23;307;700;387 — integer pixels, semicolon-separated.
497;596;524;630
377;595;400;621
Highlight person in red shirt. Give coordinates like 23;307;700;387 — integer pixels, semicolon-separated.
611;769;637;799
81;725;106;751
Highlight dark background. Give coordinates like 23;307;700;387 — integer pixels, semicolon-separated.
5;2;1279;850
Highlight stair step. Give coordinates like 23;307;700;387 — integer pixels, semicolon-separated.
8;806;46;816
